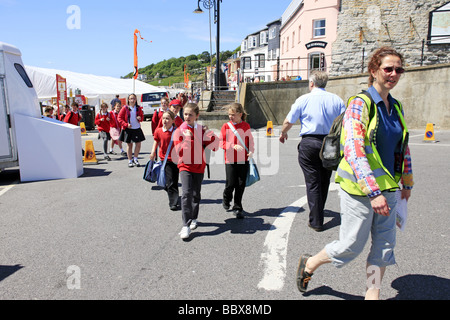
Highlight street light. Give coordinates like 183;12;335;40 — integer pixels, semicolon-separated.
194;0;222;92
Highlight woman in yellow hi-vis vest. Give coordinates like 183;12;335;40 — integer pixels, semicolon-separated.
296;47;414;299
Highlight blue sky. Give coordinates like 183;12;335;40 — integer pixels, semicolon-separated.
0;0;292;78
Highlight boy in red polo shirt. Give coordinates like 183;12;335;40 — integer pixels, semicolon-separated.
63;102;82;126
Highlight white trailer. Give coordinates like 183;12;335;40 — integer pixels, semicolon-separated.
0;42;40;169
0;42;83;181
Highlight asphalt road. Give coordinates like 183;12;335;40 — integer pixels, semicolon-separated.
0;122;449;303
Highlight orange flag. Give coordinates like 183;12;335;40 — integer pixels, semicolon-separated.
133;29;151;80
184;64;190;89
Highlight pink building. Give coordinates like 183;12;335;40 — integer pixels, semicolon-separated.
279;0;341;80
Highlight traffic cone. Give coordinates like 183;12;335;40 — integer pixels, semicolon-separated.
423;123;436;142
83;140;98;164
266;121;274;137
80;122;87;135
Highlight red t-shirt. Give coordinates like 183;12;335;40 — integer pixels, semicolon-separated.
63;111;81;126
95;113;113;132
173;123;219;173
153;127;176;162
220;121;255;163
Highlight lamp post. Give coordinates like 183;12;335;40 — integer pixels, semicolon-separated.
194;0;222;92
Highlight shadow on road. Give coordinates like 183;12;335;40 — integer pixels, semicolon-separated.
0;264;24;282
389;274;450;300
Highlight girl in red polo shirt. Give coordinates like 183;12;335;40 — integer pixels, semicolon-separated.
150;110;180;211
173;103;219;240
220;103;255;218
95;103;114;161
118;93;146;168
151;97;169;136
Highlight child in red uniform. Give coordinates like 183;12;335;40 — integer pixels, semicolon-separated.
95;103;114;161
173;103;219;240
150;110;180;210
155;99;184;132
63;102;82;126
151;97;169;136
220;103;255;218
118;93;146;168
109;102;126;156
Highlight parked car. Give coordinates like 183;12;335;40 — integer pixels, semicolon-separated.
141;91;169;120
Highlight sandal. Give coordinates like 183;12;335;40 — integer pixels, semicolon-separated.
296;254;313;292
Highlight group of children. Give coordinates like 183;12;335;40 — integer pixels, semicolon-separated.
95;93;144;166
149;99;255;240
43;102;83;125
92;94;255;240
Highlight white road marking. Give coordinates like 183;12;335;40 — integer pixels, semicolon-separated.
0;184;15;197
257;183;339;291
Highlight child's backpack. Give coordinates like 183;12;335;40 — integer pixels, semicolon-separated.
319;91;374;171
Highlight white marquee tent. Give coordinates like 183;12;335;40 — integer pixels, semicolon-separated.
25;65;163;109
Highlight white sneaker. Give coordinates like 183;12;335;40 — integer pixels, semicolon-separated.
179;226;191;239
190;219;198;230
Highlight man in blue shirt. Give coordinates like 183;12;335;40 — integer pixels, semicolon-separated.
280;71;345;231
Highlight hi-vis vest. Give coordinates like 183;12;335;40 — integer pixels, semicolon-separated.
335;93;409;196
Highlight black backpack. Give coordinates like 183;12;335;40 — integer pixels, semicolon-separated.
319;91;375;171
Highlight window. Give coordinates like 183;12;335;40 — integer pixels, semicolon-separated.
313;19;326;38
242;40;247;52
248;36;257;49
260;31;269;45
243;57;252;70
269;27;276;39
255;54;265;68
14;63;33;88
286;37;289;52
298;26;301;43
292;32;295;47
309;52;326;73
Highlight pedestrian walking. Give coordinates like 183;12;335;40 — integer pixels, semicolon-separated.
151;97;170;136
95;102;114;161
63;102;83;126
220;103;254;218
109;102;126;156
296;47;414;300
173;103;219;240
280;70;346;231
150;110;180;211
118;93;146;168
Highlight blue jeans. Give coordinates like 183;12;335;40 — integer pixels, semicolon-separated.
325;189;398;268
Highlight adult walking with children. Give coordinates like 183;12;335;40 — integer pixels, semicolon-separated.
280;70;346;232
296;47;414;300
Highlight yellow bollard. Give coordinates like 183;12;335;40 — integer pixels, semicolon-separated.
266;121;274;137
83;140;98;164
423;123;436;142
80;122;87;135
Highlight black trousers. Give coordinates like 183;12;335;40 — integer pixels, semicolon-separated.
297;135;332;228
164;161;179;207
180;171;204;227
223;162;249;211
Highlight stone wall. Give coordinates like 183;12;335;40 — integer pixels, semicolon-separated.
330;0;450;76
240;63;450;130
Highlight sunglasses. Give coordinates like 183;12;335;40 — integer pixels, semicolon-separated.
381;66;405;74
